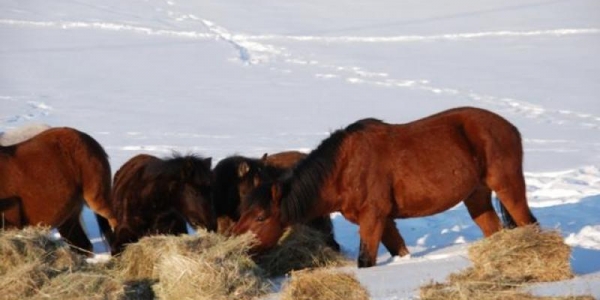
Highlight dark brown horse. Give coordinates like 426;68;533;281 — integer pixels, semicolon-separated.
233;107;538;267
0;127;116;254
212;151;340;251
110;153;216;254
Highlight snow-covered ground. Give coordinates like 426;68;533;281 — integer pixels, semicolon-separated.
1;0;599;298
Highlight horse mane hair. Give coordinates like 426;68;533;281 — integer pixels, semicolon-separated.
146;153;211;183
279;118;381;223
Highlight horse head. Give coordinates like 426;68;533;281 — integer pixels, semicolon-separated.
232;182;287;252
212;156;268;220
168;155;217;232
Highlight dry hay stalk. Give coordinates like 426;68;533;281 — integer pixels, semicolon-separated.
419;226;594;300
280;268;370;300
256;224;349;277
115;230;270;300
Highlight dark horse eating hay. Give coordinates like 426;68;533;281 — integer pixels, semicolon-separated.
110;153;217;254
233;107;538;267
212;151;340;251
0;127;116;255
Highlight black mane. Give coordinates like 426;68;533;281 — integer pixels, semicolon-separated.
146;153;211;183
279;118;379;223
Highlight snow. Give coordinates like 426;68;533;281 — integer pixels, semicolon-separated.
1;0;600;298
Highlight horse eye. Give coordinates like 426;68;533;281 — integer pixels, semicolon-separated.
255;215;266;222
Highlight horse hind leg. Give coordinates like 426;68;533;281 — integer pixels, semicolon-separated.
58;212;93;256
487;172;537;228
463;185;502;237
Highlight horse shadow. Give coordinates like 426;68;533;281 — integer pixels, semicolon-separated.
332;194;600;274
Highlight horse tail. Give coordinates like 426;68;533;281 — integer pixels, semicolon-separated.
496;197;538;229
496;198;517;229
95;213;114;250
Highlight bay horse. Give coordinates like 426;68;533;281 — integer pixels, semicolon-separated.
233;107;538;267
110;153;217;254
212;151;340;251
0;127;116;255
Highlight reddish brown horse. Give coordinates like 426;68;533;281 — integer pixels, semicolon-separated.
0;127;116;254
212;151;340;251
233;107;538;267
110;153;216;254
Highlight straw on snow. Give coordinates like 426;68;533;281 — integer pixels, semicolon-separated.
280;268;370;300
419;225;593;300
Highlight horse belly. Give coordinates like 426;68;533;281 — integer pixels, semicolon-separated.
391;139;481;218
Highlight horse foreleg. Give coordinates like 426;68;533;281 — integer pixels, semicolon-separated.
357;215;386;268
381;219;410;257
58;213;93;256
307;215;341;252
464;185;502;237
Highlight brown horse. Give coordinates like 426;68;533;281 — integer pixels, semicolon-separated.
233;107;538;267
110;153;216;254
0;127;116;254
212;151;340;251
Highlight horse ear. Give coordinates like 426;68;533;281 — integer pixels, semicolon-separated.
238;161;250;178
203;157;212;168
271;183;283;207
261;153;268;161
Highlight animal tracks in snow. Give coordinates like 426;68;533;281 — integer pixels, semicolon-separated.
2;15;599;128
0;95;53;125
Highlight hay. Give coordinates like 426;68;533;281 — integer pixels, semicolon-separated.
1;225;356;299
420;226;593;300
280;269;369;300
257;224;350;277
33;270;125;300
467;225;572;283
0;227;88;299
115;230;270;300
0;227;83;275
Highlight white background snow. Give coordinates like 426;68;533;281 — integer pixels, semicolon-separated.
1;0;599;298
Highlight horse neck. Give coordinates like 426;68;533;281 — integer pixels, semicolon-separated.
279;137;348;224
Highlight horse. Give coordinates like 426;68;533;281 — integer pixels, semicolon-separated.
0;127;116;255
233;107;538;268
212;151;340;251
110;153;217;255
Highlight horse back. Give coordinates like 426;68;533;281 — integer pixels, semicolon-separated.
263;151;307;169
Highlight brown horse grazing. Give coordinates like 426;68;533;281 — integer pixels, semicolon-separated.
0;127;117;255
233;107;538;267
212;151;340;251
110;153;216;255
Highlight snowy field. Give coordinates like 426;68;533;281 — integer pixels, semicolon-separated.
1;0;599;298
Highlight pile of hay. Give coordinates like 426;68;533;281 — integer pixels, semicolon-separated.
420;225;593;300
256;224;349;277
1;225;353;299
115;230;270;300
0;227;124;299
0;227;271;300
280;268;369;300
